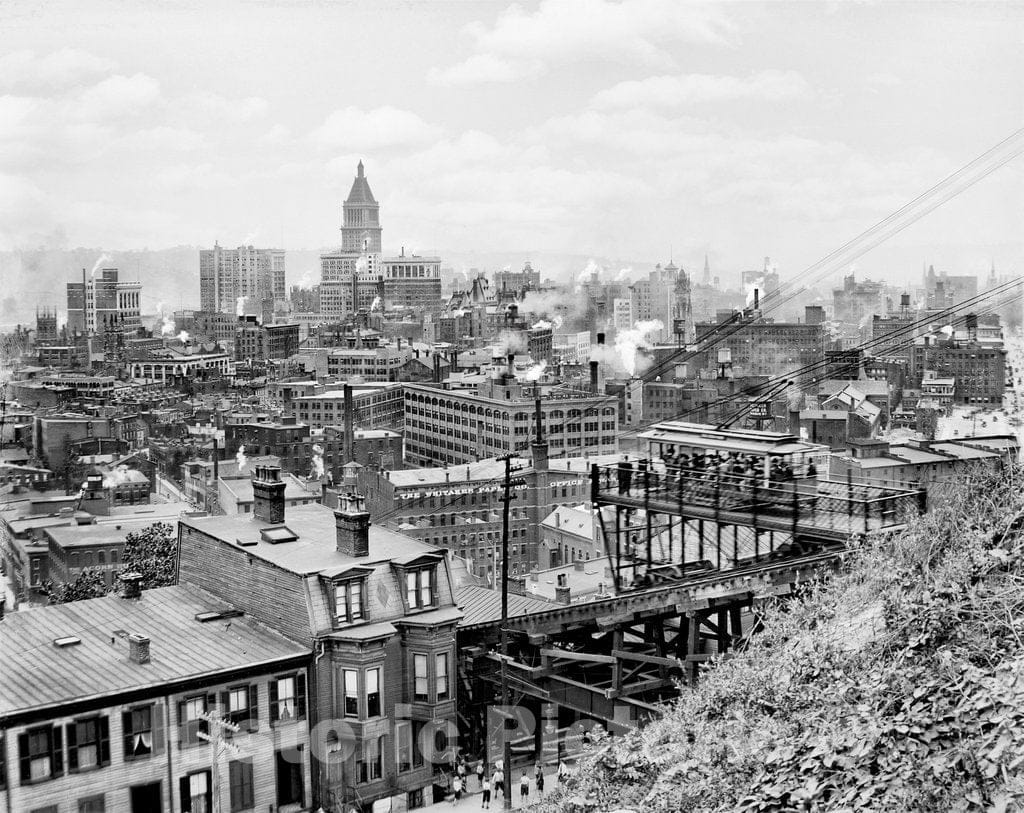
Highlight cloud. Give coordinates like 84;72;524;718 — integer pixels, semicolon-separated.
0;49;118;93
310;106;443;151
77;73;161;120
591;70;813;109
432;0;735;85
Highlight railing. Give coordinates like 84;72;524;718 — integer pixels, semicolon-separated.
591;461;924;537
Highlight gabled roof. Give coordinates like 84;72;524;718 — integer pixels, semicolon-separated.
345;160;377;206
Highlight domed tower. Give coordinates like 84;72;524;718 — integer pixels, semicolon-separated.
341;160;382;253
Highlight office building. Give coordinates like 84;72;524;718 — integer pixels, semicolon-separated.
66;267;142;337
382;252;443;313
199;243;286;315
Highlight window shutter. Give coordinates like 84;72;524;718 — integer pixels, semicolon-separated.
220;691;229;720
269;679;279;723
98;717;110;766
180;775;192;812
17;733;29;783
51;725;63;777
122;710;134;759
296;673;307;721
431;567;439;606
243;760;255;807
153;703;165;755
177;700;187;748
66;722;78;772
247;685;259;732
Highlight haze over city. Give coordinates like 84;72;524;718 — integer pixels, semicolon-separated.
2;0;1023;321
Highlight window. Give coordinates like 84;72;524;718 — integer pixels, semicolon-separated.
366;667;381;718
359;736;384;783
123;705;162;760
228;759;254;812
413;654;429;701
405;568;434;609
179;695;209;746
395;721;413;773
18;725;62;783
435;653;449;700
334;580;364;624
275;747;304;807
78;795;105;813
223;685;258;732
270;674;305;723
67;716;109;772
180;769;211;813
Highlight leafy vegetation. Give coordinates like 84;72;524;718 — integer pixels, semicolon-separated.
41;521;178;604
533;466;1024;812
121;521;177;588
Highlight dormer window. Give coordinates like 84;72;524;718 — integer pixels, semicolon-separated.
334;580;364;625
405;568;434;610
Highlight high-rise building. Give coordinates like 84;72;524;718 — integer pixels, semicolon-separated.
320;161;384;319
382;251;443;313
66;267;142;337
199;243;286;314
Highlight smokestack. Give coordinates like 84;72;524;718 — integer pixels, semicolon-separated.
451;347;458;373
212;436;219;483
532;396;548;471
966;312;978;342
433;353;441;383
335;494;370;557
252;465;286;524
789;410;800;436
343;383;354;463
590;360;599;394
753;288;760;311
507;353;515;377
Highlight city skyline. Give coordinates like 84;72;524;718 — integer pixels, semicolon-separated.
1;0;1022;289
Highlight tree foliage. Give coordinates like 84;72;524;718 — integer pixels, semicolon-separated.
121;521;177;588
533;465;1024;812
42;570;110;604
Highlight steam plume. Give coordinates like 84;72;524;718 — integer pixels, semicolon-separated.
236;444;248;472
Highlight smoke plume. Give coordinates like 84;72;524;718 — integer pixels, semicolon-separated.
236;444;248;472
615;320;663;377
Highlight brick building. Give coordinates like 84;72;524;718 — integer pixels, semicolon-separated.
178;466;462;810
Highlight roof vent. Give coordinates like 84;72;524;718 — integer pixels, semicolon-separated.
54;636;82;648
194;609;244;623
260;526;298;544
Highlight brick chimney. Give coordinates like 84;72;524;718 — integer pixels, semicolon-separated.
252;465;286;524
120;572;143;600
128;633;151;665
555;572;570;603
335;493;370;557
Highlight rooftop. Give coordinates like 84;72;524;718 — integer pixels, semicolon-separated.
180;502;443;576
456;585;557;628
0;584;307;720
44;523;130;549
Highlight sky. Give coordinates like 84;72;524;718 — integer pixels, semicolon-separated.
2;0;1023;285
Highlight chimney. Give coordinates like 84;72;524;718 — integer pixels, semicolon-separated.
252;465;286;524
573;559;585;571
531;396;548;471
589;360;599;395
120;572;144;600
555;581;571;604
753;288;760;311
507;353;515;377
596;332;605;347
335;494;370;557
343;383;355;463
128;633;151;665
789;410;801;437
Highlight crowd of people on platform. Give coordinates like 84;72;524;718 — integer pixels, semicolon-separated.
615;448;817;498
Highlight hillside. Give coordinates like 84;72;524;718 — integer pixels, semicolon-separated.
533;466;1024;812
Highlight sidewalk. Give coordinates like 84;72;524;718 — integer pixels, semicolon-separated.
418;765;566;812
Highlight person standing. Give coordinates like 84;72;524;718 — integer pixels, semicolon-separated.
535;762;545;796
453;774;463;804
520;771;530;801
480;776;491;809
492;765;505;797
476;760;485;790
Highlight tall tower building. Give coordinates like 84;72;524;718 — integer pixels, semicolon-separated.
341;160;382;253
320;161;384;319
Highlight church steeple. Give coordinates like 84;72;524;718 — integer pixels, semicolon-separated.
357;159;364;178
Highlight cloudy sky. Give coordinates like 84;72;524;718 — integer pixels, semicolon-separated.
2;0;1023;282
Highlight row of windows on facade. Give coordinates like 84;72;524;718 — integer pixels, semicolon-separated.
405;433;615;451
405;400;616;420
1;672;305;789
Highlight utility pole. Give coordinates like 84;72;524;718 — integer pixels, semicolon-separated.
499;453;514;810
196;710;241;813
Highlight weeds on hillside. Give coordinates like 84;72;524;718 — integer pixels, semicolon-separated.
530;465;1024;812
